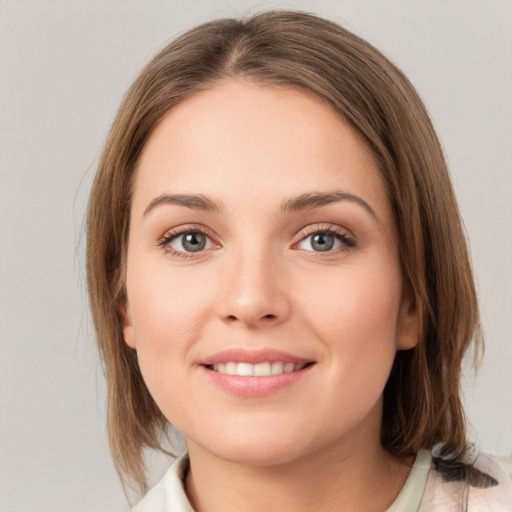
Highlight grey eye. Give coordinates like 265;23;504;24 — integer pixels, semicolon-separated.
172;232;208;252
310;233;334;251
298;232;343;252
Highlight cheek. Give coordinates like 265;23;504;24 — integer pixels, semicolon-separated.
305;268;402;410
303;264;403;341
129;259;212;338
125;262;215;389
126;272;211;425
298;261;403;395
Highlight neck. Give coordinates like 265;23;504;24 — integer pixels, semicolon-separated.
184;425;412;512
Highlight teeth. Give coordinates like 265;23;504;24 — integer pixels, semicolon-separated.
254;362;271;376
284;362;295;373
237;362;253;376
225;362;237;375
271;361;284;375
211;361;308;376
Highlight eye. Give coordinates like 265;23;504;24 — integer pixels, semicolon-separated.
159;227;217;257
170;232;210;252
296;229;355;253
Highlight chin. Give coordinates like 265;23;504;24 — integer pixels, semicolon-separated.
214;442;306;467
187;420;319;468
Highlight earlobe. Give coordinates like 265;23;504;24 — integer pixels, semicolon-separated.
120;299;136;349
397;290;420;351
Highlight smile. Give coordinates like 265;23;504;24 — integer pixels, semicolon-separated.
199;349;315;396
208;361;308;376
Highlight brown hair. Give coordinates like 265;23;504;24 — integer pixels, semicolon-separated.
86;10;481;493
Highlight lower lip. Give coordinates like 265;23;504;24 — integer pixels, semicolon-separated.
200;364;314;397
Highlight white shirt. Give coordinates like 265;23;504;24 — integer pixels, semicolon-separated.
133;450;512;511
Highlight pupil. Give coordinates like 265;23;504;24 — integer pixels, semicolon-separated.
312;233;334;252
183;233;205;252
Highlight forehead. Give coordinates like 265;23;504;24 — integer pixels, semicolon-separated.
132;79;390;221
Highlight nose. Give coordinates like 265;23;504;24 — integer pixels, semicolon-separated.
216;249;291;329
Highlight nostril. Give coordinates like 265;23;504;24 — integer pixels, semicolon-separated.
225;313;277;323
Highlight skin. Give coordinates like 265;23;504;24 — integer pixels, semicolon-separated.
122;79;419;511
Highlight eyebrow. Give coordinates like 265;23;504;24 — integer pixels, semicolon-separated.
280;191;377;219
143;193;221;216
143;190;377;220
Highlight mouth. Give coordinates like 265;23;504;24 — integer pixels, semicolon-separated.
198;349;316;396
204;361;313;376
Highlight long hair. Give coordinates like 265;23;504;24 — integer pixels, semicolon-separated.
86;10;481;492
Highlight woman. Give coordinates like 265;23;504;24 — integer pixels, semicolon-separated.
86;10;512;511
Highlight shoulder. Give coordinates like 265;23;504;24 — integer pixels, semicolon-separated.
132;454;193;512
468;453;512;510
420;451;512;511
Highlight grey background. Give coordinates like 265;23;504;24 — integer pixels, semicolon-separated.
1;1;511;510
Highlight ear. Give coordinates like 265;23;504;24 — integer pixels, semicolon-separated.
396;286;420;351
119;298;136;349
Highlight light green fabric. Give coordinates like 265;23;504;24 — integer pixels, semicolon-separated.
133;449;512;511
387;450;431;511
132;454;193;512
134;451;432;511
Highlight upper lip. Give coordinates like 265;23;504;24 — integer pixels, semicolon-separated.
199;348;314;366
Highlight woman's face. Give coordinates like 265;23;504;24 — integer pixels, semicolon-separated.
122;80;418;465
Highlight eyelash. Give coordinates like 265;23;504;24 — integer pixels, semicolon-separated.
158;223;356;259
293;224;356;255
158;224;219;260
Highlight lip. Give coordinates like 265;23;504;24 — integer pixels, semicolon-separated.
198;348;316;397
199;348;312;366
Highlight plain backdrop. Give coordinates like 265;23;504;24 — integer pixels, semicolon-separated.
1;1;511;511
